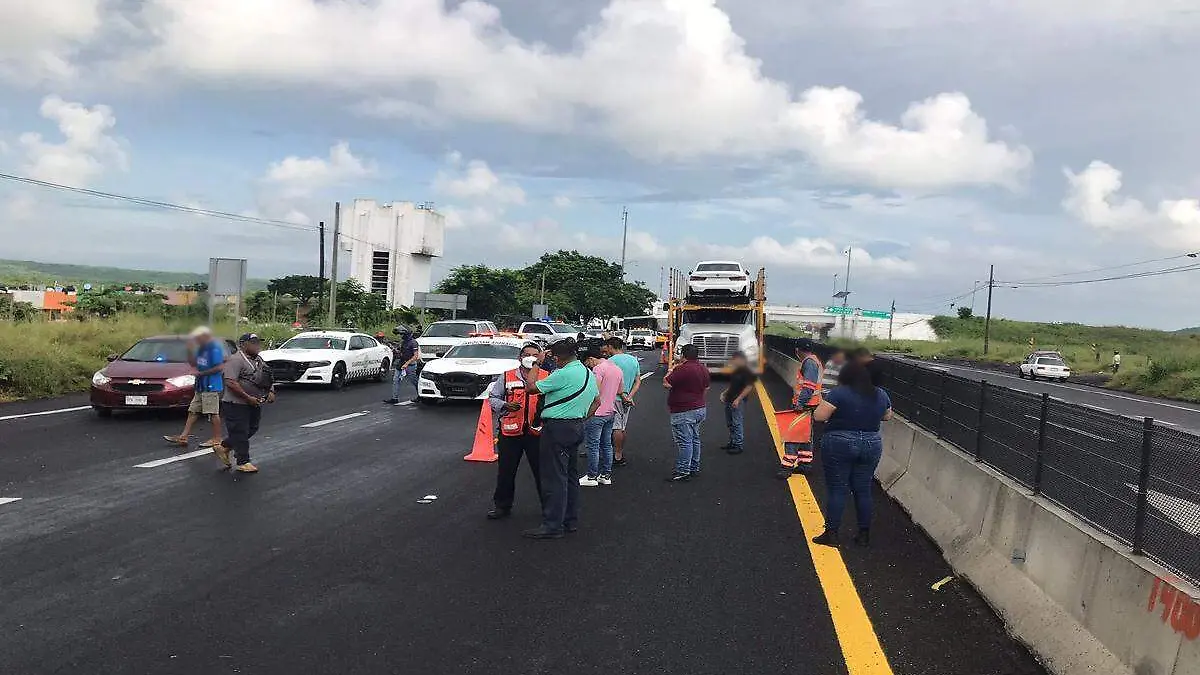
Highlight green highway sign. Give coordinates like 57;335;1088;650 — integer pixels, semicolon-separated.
861;309;892;319
825;306;854;315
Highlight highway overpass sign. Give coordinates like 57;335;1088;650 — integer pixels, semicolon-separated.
825;306;853;315
862;309;892;319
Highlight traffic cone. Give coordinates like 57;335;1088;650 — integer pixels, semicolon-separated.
464;400;499;462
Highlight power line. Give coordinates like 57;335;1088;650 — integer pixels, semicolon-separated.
998;251;1200;285
1004;261;1200;288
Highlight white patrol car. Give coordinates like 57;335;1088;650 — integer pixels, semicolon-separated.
417;320;499;361
260;330;393;389
417;337;524;403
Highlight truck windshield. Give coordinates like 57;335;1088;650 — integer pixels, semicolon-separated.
682;310;752;324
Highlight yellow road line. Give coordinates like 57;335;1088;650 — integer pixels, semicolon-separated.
755;381;893;674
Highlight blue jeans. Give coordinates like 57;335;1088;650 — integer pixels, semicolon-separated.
821;430;884;531
585;414;615;477
392;366;419;399
671;406;707;474
724;401;744;448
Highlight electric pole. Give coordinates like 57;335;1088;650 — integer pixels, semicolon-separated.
983;264;995;355
841;246;853;338
317;221;325;320
619;207;629;278
328;203;341;325
888;299;896;341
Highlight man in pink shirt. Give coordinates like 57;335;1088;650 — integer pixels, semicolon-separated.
580;344;622;487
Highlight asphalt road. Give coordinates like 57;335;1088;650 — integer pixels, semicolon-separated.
892;356;1200;433
0;355;1044;675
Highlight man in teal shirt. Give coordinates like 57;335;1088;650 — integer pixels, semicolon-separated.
604;337;641;467
525;339;599;539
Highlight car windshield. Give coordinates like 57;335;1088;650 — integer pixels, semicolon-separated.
551;323;579;334
423;323;477;338
1037;357;1067;366
121;339;190;363
695;263;741;272
281;336;347;350
445;344;521;359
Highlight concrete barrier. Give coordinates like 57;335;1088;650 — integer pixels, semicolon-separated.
766;351;1200;675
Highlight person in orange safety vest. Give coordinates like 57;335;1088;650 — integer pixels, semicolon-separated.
485;343;551;520
777;338;824;479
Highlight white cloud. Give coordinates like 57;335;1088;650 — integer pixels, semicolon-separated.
110;0;1027;191
18;95;126;186
553;195;573;208
1063;160;1200;248
0;2;103;82
350;98;445;128
263;141;374;199
433;156;526;205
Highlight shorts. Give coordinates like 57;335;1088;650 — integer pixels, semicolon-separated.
188;391;221;415
613;399;632;431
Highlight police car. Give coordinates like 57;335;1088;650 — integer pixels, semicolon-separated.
417;337;524;403
260;330;393;389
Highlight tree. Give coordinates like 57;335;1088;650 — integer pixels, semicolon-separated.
435;265;524;320
957;306;974;320
521;251;656;320
0;296;37;322
267;275;325;307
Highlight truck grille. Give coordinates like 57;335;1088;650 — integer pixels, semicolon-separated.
693;335;739;361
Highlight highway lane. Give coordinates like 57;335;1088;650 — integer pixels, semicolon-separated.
1;356;1044;675
891;356;1200;433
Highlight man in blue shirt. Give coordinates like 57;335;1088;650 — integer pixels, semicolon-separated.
164;326;226;449
384;326;423;404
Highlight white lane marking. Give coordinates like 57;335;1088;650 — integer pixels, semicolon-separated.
1079;403;1113;413
914;361;1200;414
0;498;22;506
639;372;655;381
0;405;91;422
134;449;213;468
1022;414;1112;442
301;411;369;428
394;401;414;407
1124;483;1200;535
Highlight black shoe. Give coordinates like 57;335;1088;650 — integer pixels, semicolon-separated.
853;529;871;547
578;450;588;458
666;472;691;482
383;398;399;404
719;443;735;450
612;457;628;468
812;529;840;547
565;523;579;534
726;446;744;455
775;466;794;480
486;508;511;520
522;527;564;540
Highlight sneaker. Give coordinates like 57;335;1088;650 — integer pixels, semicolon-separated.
383;398;399;405
236;463;259;473
522;527;564;540
579;475;600;487
486;508;512;520
812;528;840;547
719;443;735;450
162;435;188;447
665;472;691;482
726;446;744;455
612;457;628;467
213;443;232;468
597;474;612;486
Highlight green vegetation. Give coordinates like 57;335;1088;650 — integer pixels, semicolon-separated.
768;315;1200;402
0;259;267;291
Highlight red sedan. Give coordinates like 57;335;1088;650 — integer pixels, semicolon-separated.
90;335;237;417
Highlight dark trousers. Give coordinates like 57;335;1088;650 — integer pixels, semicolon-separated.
494;433;542;510
538;418;585;532
821;430;883;531
221;401;262;465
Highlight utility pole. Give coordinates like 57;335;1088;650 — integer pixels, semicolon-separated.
659;266;665;300
983;264;995;355
317;221;325;320
888;299;896;341
540;269;547;305
619;207;629;278
842;246;853;338
328;202;341;326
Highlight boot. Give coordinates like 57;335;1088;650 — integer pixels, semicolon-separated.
853;529;871;547
812;528;840;547
774;465;795;480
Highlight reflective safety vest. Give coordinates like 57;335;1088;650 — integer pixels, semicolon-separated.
791;353;825;409
499;369;549;437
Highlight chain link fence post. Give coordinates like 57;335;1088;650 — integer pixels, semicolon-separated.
1132;416;1155;556
974;380;988;461
1032;392;1049;494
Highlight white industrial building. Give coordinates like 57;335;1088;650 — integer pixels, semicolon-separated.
341;199;445;308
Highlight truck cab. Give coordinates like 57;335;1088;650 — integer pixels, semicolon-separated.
675;308;760;372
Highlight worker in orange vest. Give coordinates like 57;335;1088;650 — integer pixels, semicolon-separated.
486;343;551;520
777;339;824;479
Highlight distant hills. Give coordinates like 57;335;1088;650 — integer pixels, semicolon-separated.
0;259;268;291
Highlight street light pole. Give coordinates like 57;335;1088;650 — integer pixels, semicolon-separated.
842;246;853;338
619;207;629;278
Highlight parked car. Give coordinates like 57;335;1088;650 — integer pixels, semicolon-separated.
259;330;392;389
628;328;656;350
686;260;751;302
90;335;238;417
417;338;523;403
417;320;499;360
1019;352;1071;381
518;321;581;345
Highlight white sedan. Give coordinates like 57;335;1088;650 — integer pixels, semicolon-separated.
1018;353;1072;381
260;330;393;389
417;338;523;403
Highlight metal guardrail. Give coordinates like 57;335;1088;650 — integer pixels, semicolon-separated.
764;334;1200;586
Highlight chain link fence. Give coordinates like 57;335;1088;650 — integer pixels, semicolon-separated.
764;335;1200;586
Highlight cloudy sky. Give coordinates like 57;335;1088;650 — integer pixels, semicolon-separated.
2;0;1199;327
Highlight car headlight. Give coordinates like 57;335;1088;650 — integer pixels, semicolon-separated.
92;371;111;386
166;374;195;388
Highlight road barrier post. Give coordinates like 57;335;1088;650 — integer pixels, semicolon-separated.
974;380;988;461
1132;416;1155;555
936;371;948;438
1032;393;1049;494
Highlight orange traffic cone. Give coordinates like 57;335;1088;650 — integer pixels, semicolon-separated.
464;400;499;462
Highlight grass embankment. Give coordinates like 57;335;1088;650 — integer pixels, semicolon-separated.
0;316;301;402
768;316;1200;402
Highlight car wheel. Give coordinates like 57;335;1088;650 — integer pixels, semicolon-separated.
374;358;390;382
330;363;347;390
94;406;113;418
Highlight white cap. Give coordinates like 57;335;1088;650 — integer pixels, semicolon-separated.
189;326;213;338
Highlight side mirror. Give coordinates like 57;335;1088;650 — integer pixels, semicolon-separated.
106;354;119;362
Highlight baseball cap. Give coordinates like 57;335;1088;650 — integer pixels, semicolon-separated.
238;332;261;344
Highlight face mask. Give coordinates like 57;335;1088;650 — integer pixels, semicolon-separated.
521;356;537;369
